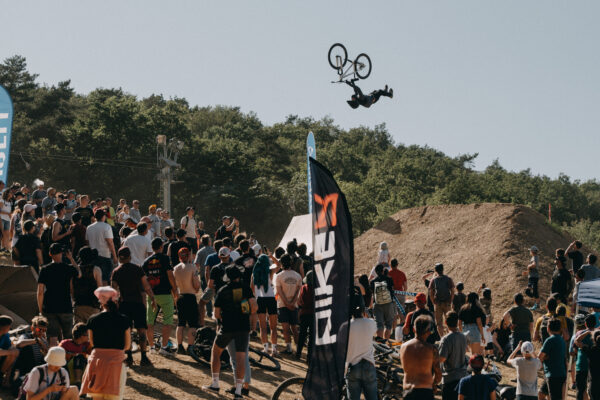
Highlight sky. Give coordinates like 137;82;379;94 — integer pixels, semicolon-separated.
3;1;599;180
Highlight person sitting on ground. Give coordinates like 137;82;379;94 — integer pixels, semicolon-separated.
59;323;91;385
429;263;455;338
0;315;19;389
507;341;542;400
80;286;131;399
457;354;497;400
13;316;49;382
538;319;567;400
345;289;377;400
524;246;540;310
370;263;396;340
274;254;302;354
172;247;200;355
438;311;468;400
203;265;257;399
400;315;441;400
345;79;393;109
21;346;79;400
72;247;102;324
111;246;156;367
458;292;486;355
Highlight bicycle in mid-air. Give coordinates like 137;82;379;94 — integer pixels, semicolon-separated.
328;43;372;82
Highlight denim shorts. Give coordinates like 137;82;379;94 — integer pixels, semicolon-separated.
1;219;10;231
463;323;481;343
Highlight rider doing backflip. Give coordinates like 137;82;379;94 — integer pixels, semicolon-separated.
346;79;393;109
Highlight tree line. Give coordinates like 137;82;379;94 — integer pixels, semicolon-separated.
1;55;599;249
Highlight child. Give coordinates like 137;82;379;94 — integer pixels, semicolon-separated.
479;286;493;325
377;242;390;267
524;246;540;310
59;323;91;384
0;315;18;388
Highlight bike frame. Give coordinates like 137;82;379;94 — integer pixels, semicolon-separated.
333;55;368;82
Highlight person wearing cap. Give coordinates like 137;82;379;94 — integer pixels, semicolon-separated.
111;246;156;366
569;314;592;400
21;346;79;400
215;215;239;241
13;219;43;270
456;354;497;400
403;292;439;344
172;247;200;355
51;203;73;251
400;315;441;400
180;206;202;253
37;243;79;346
40;187;57;218
0;189;13;253
207;246;233;299
439;311;468;400
82;286;131;399
503;293;534;353
524;246;540;310
203;265;257;399
85;209;117;285
507;340;542;400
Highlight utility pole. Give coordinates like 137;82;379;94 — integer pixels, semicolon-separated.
156;135;183;214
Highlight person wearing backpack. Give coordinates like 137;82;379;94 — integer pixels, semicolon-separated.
19;346;78;400
370;264;396;339
429;263;455;339
534;297;569;344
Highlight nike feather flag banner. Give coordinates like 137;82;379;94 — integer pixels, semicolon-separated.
306;131;316;214
0;85;14;184
303;158;353;400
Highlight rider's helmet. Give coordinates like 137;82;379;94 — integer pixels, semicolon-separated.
347;99;359;109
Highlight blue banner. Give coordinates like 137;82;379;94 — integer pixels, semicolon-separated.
306;131;316;214
0;85;14;185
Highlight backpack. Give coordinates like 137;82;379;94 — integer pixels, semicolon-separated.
432;275;452;303
16;365;65;400
539;314;552;342
373;280;392;305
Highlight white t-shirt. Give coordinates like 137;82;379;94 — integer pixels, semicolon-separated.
85;221;114;258
377;249;390;265
180;215;197;238
274;269;302;308
508;357;542;396
0;199;11;221
346;318;377;372
23;365;70;400
123;234;152;266
255;268;275;298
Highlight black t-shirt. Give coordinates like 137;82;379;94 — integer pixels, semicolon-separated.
551;268;572;298
87;311;130;349
210;262;228;293
38;262;78;313
168;240;191;267
163;239;176;255
15;233;41;266
214;281;254;333
75;206;93;227
53;218;71;247
370;275;395;300
568;251;584;273
142;253;173;295
581;345;600;385
215;225;233;241
111;263;145;304
459;305;487;326
235;253;257;286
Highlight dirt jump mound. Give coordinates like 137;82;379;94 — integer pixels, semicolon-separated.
354;203;586;318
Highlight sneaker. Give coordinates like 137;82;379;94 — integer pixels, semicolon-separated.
159;347;172;357
529;304;539;311
125;357;134;367
270;347;279;357
201;384;220;393
226;387;250;396
140;356;153;367
234;394;244;400
177;344;186;355
281;348;293;355
389;88;393;98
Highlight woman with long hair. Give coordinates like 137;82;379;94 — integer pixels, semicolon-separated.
117;205;131;225
73;247;103;324
9;199;27;248
0;190;13;253
40;214;56;265
80;286;130;400
458;292;486;355
250;253;280;356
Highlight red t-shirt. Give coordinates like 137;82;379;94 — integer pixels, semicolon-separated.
388;269;407;291
59;339;90;354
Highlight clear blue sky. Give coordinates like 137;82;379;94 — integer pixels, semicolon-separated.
3;1;599;180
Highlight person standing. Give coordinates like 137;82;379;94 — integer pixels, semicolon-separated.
51;203;73;251
507;341;542;400
538;319;567;400
524;246;541;310
64;190;77;223
167;229;191;268
296;270;314;362
400;316;441;400
251;253;279;356
370;263;396;339
129;200;142;223
85;209;117;285
438;311;468;400
180;207;201;254
552;254;573;305
41;187;57;217
458;292;486;355
570;314;593;400
274;254;302;354
74;195;93;227
143;238;178;356
574;325;600;400
429;263;455;338
452;282;467;313
172;247;200;354
147;204;161;238
31;181;46;219
37;243;79;346
13;220;43;270
123;223;153;266
72;247;102;324
566;241;584;275
69;213;87;258
581;254;599;282
388;258;407;305
0;190;13;253
503;293;534;352
215;216;238;241
403;293;438;344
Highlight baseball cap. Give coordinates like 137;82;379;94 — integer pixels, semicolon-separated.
469;354;484;370
178;247;190;258
219;247;230;257
222;215;231;220
521;341;534;355
186;206;194;212
530;245;539;252
415;292;426;304
23;203;37;213
118;246;131;258
574;314;586;327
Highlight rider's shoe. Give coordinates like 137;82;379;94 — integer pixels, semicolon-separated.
389;88;393;98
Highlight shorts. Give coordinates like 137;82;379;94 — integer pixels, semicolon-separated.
186;237;198;253
147;294;175;326
43;312;73;339
527;277;539;298
373;302;395;330
403;388;434;400
214;330;249;350
120;301;147;330
73;305;100;324
200;287;214;303
1;219;10;231
95;256;113;283
257;297;277;315
176;294;199;328
463;323;481;344
278;307;299;325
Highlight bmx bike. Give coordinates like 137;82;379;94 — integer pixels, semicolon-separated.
328;43;372;82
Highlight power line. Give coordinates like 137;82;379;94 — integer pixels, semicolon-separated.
12;151;159;171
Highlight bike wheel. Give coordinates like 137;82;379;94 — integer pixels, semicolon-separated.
328;43;348;70
354;53;372;79
187;344;231;370
271;377;305;400
248;347;281;371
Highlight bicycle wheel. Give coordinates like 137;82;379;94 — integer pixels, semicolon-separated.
354;53;372;79
248;347;281;371
328;43;348;70
187;344;231;370
271;377;305;400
